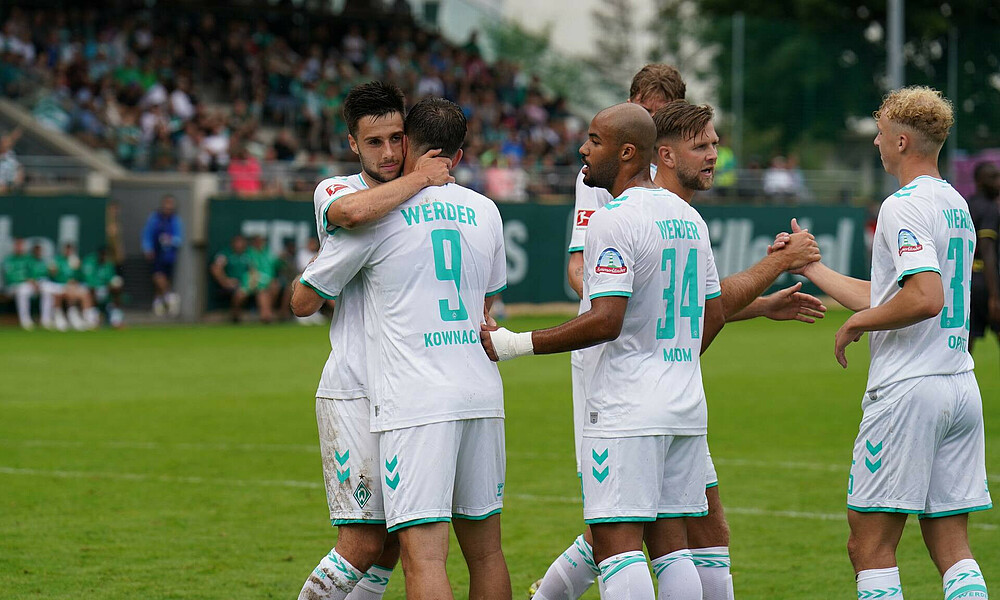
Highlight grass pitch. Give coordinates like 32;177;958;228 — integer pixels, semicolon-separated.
0;313;997;599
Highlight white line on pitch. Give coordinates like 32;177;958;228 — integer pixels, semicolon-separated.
0;466;995;531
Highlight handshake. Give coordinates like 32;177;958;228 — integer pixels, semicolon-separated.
765;218;822;274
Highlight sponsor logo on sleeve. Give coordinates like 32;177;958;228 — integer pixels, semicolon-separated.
897;229;923;255
576;209;595;227
326;183;349;196
595;248;627;274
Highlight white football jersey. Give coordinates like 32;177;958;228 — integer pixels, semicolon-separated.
867;175;976;391
309;173;370;399
302;182;507;431
582;186;720;436
569;165;656;365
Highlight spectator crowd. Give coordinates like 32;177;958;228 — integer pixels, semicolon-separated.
1;5;585;198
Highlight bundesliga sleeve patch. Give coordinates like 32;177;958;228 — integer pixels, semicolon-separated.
576;209;595;227
897;229;923;256
595;248;627;274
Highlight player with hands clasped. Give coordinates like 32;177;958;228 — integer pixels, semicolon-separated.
484;102;724;600
794;87;991;600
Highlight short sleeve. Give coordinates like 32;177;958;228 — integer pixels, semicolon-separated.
704;245;721;300
584;207;635;299
568;169;609;253
300;226;377;300
486;207;507;297
313;179;359;237
879;197;941;287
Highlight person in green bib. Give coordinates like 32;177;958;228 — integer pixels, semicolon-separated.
211;234;268;323
81;246;125;328
3;238;40;329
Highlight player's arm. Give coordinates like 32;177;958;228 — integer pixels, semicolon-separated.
326;150;454;229
719;229;820;319
567;251;584;299
833;271;943;367
700;296;726;354
210;255;236;289
481;295;627;360
727;282;826;323
290;277;332;317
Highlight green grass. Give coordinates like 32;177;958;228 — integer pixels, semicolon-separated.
0;314;997;599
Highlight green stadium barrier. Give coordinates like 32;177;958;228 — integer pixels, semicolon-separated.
207;197;867;305
0;194;108;262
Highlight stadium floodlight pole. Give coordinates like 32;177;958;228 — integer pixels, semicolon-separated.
884;0;904;195
731;11;745;168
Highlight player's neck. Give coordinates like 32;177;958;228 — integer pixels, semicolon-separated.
359;171;382;188
611;165;654;198
652;168;695;203
894;158;942;188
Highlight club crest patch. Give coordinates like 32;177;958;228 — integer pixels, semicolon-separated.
897;229;923;256
595;248;627;274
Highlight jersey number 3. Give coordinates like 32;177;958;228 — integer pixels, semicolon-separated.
656;247;703;340
432;229;469;321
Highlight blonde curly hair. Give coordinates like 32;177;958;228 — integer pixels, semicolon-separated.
874;86;954;154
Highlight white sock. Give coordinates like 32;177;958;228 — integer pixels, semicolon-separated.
857;567;903;599
298;548;364;600
85;307;100;328
943;559;988;600
692;546;733;600
347;564;393;600
599;551;654;600
533;535;600;600
651;549;702;600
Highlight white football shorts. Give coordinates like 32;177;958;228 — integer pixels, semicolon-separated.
847;371;992;518
380;418;505;532
315;397;385;524
582;434;709;523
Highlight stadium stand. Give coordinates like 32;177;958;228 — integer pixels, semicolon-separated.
0;5;583;199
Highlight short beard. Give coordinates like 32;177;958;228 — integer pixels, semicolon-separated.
360;156;399;184
583;161;619;194
677;165;713;192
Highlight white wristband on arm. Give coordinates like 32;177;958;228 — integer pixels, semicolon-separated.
490;327;534;361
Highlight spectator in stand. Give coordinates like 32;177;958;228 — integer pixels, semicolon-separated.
763;155;798;200
714;134;737;198
0;128;24;193
228;141;263;195
141;194;183;317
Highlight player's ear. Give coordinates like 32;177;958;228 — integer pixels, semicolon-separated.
620;143;636;162
897;132;909;154
347;134;359;157
451;149;463;169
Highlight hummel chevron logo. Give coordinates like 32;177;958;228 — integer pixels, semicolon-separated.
385;455;400;490
335;450;350;466
593;466;609;483
336;468;351;483
865;440;883;473
857;586;901;599
592;448;609;465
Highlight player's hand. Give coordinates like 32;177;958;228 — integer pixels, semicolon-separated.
480;329;500;361
413;149;455;187
834;315;864;368
763;282;827;323
482;306;498;331
767;232;791;254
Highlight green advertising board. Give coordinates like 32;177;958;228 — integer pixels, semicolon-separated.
0;195;108;262
207;196;867;305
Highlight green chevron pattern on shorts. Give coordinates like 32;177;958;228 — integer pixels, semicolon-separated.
652;551;693;578
857;587;902;599
600;551;647;582
384;454;399;490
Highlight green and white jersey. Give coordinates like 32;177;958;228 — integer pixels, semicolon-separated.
81;255;116;288
868;175;976;391
51;254;80;284
582;186;720;437
2;253;32;286
309;173;370;400
302;182;507;432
